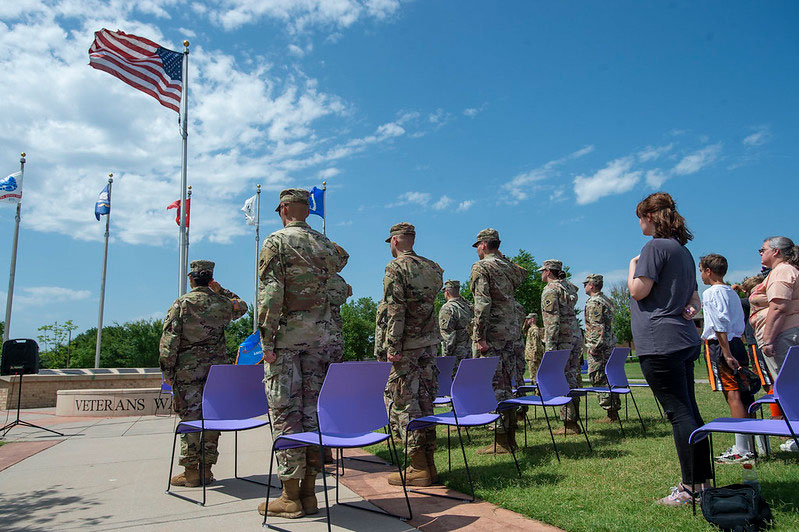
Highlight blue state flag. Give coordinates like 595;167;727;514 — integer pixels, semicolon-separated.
95;184;111;220
236;331;264;365
308;186;324;218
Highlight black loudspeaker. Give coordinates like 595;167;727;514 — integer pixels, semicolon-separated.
1;339;39;376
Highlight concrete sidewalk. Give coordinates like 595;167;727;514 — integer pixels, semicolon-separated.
0;409;560;531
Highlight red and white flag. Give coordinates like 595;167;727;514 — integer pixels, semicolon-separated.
167;199;190;228
89;29;183;113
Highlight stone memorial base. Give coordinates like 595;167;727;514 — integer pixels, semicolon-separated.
56;388;173;417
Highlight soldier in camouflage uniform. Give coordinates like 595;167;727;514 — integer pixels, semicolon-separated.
258;189;348;518
438;280;474;380
328;272;352;365
523;312;544;384
374;299;388;362
160;260;247;488
513;300;527;387
470;228;527;454
539;259;583;434
583;274;620;421
383;222;443;487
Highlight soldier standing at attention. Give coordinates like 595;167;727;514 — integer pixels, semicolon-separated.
583;274;621;422
160;260;248;488
438;280;474;379
523;312;544;384
470;228;527;454
328;271;352;365
257;189;347;518
383;222;443;487
540;259;582;434
374;300;388;362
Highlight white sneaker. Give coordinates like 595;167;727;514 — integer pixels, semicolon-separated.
779;439;798;452
714;447;755;464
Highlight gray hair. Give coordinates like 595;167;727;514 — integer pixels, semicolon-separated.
765;236;799;267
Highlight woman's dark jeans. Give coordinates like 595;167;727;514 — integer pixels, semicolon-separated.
639;344;712;485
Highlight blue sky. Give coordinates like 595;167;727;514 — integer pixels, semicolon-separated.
0;1;796;344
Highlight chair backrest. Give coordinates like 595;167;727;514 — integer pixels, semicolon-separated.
604;347;632;388
201;364;268;420
435;356;456;397
160;374;172;393
774;346;799;421
535;350;571;400
317;361;392;434
451;357;499;416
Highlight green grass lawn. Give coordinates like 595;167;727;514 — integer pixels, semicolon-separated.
370;367;799;531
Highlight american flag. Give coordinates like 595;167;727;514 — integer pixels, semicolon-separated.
89;29;183;113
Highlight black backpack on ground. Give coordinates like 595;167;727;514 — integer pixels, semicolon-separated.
700;484;773;531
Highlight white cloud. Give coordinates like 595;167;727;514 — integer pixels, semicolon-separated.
672;143;722;175
288;43;305;57
318;168;341;180
432;195;452;210
463;103;487;118
743;126;771;147
501;145;594;202
645;168;669;188
178;27;196;38
573;157;641;205
14;286;91;307
456;200;473;212
390;191;430;207
638;144;673;162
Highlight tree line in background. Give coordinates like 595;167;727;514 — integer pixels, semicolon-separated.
26;249;628;368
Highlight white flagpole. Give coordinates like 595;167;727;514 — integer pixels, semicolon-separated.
322;181;327;235
185;185;191;283
253;184;261;334
177;40;190;297
94;173;113;368
3;152;25;343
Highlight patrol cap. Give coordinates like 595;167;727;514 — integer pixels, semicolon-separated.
537;259;563;272
275;188;310;212
583;273;603;285
385;222;415;243
472;228;500;247
189;260;214;276
443;280;460;291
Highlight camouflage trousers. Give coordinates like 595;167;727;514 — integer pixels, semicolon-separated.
387;345;438;455
328;342;344;365
173;356;226;467
265;346;328;480
513;339;525;387
563;338;582;422
482;340;518;434
587;347;620;413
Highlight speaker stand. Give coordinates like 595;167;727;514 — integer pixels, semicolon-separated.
1;372;64;438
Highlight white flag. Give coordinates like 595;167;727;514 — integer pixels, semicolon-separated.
241;194;257;225
0;171;22;205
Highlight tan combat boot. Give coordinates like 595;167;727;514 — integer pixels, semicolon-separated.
258;479;304;518
387;450;432;487
597;410;620;424
170;465;201;487
202;465;214;484
426;449;438;484
553;421;582;435
300;474;318;515
476;431;517;455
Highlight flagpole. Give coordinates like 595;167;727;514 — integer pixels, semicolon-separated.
322;181;327;235
3;153;25;343
253;184;261;334
94;173;113;368
177;40;190;297
185;185;191;282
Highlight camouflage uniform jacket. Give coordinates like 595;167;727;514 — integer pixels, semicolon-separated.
564;280;581;337
469;254;527;343
328;273;350;345
584;292;616;353
258;221;347;352
541;280;573;351
374;299;388;360
159;286;248;382
438;296;474;356
383;250;444;353
522;320;544;361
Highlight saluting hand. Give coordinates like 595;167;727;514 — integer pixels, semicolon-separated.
263;350;277;363
208;280;222;294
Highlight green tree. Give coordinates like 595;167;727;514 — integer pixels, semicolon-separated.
341;297;378;361
609;281;633;347
225;307;255;361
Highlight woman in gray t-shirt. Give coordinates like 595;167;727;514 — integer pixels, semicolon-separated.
627;192;709;506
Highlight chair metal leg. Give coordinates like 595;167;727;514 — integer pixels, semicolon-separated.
465;427;472;443
541;406;560;462
166;430;179;492
165;428;207;506
262;445;277;527
576;416;592;452
447;425;451;472
321;443;331;532
628;390;646;434
500;413;522;478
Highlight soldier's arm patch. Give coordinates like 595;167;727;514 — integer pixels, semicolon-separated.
542;295;556;313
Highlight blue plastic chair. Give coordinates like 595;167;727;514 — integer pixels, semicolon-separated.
263;361;410;531
405;356;519;502
433;356;457;407
155;374;173;417
166;364;276;506
580;347;645;435
498;350;592;462
689;346;799;514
